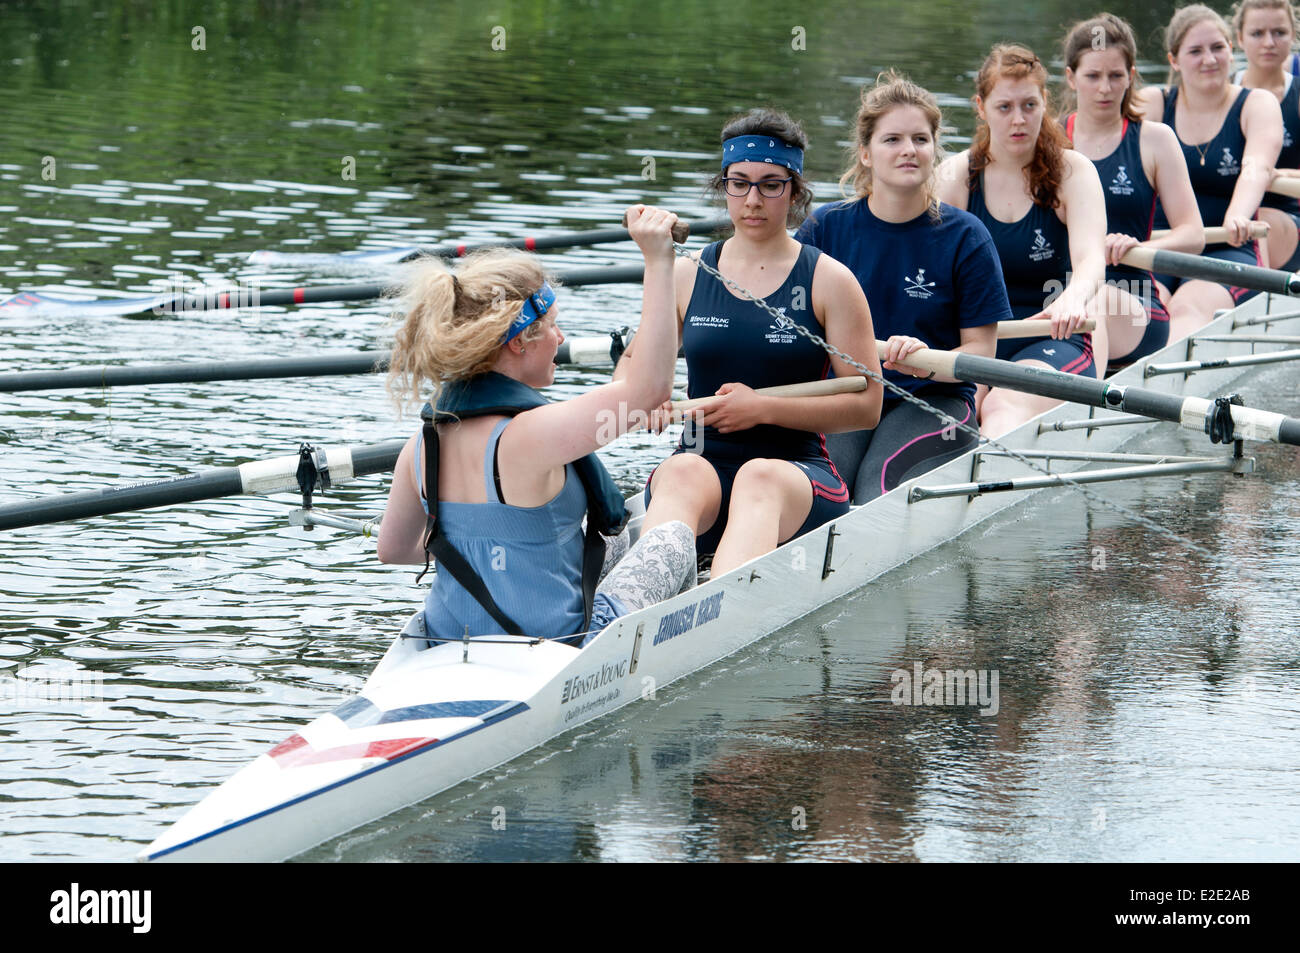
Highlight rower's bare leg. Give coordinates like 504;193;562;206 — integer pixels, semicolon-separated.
641;452;722;538
1100;285;1146;367
711;459;812;576
1257;207;1298;270
1167;280;1234;343
979;359;1063;439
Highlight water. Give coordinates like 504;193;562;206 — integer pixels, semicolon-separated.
1;0;1297;862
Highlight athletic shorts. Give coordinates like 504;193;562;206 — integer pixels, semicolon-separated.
826;391;977;503
644;448;849;556
1154;241;1263;304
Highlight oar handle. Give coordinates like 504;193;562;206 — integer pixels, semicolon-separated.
620;211;691;244
1149;222;1269;242
873;341;958;379
1268;176;1300;199
997;318;1096;338
668;377;866;420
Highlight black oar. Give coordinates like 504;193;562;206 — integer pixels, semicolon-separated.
0;334;633;393
892;342;1300;446
0;440;406;532
0;264;646;319
247;215;731;267
1121;246;1300;296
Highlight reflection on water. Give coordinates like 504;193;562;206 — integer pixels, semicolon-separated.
1;0;1297;862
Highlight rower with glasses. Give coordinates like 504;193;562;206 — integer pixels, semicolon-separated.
619;108;883;575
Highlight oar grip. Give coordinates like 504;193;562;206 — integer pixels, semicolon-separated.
620;211;691;243
1268;176;1300;199
668;376;866;420
1150;222;1269;242
1119;246;1158;270
997;318;1096;338
874;341;958;379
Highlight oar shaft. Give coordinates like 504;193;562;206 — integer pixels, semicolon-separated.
0;440;406;532
408;216;729;261
878;341;1300;446
1119;246;1300;296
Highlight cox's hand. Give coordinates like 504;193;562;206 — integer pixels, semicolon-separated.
881;334;933;379
1104;232;1141;267
695;382;766;433
625;204;679;264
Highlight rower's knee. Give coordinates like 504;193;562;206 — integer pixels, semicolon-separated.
731;458;803;507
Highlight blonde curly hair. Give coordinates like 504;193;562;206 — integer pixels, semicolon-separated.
387;249;556;410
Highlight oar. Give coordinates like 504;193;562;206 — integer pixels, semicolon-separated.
0;335;631;393
1118;246;1300;296
0;264;647;319
1268;177;1300;199
0;377;862;531
0;440;407;532
1149;222;1270;242
668;377;866;421
248;216;730;267
997;318;1096;338
879;341;1300;447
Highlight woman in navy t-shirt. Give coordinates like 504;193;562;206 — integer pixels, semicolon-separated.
797;72;1008;501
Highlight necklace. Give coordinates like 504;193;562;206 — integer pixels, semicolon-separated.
1192;141;1211;166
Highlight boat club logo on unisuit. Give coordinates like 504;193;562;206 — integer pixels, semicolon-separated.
49;883;151;933
890;662;999;716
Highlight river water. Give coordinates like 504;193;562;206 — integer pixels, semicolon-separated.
0;0;1296;862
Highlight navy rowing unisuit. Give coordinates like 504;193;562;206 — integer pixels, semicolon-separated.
1065;115;1170;361
1154;86;1263;302
967;172;1095;376
644;239;848;554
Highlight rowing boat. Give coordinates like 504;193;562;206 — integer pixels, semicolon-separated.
137;292;1300;862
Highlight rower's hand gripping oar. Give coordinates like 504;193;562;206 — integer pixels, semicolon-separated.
876;341;1300;447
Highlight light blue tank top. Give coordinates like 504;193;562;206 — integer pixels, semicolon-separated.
416;418;587;640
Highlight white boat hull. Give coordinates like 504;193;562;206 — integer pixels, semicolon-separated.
139;294;1296;861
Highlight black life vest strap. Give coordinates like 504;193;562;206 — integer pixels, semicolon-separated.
419;408;526;637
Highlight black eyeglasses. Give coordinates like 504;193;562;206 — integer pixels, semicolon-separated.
722;176;793;198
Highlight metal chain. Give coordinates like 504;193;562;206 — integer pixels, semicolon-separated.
675;243;1223;562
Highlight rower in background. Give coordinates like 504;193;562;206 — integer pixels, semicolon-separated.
1233;0;1300;270
1137;4;1283;341
937;44;1109;439
1062;14;1204;368
626;108;883;575
796;72;1007;501
378;205;695;646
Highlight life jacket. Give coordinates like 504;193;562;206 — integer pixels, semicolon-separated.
420;372;627;638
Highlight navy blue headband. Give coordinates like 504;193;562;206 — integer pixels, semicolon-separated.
504;281;556;344
721;135;804;175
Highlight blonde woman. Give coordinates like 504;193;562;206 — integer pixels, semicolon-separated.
379;205;695;646
796;72;1008;501
1137;4;1284;339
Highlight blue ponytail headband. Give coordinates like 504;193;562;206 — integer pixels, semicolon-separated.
504;281;556;344
721;135;804;175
